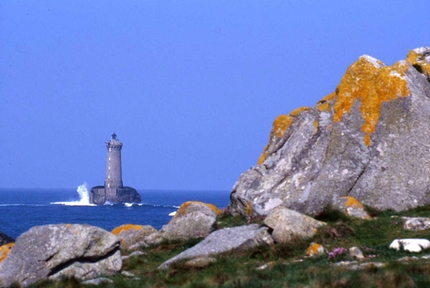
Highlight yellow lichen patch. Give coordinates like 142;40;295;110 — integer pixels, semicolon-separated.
316;92;336;112
306;242;323;256
333;55;409;146
205;203;222;215
243;200;253;216
272;114;293;138
341;196;363;209
111;224;143;235
0;243;14;263
257;146;267;165
289;106;310;117
405;49;430;78
176;201;221;216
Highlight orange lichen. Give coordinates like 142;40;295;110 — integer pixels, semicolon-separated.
306;242;323;256
341;196;364;209
405;49;430;78
333;55;409;146
176;201;221;216
257;108;312;164
272;115;293;138
0;243;14;263
257;146;268;165
316;92;336;112
289;106;310;117
111;224;143;235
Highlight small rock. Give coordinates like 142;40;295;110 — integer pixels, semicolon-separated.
82;277;114;285
389;239;430;253
306;242;325;256
402;217;430;231
349;246;364;260
121;270;136;277
128;240;150;250
333;196;370;219
184;257;217;269
256;261;275;270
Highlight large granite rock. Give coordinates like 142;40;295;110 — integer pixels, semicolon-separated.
159;224;274;269
0;224;122;287
229;47;430;217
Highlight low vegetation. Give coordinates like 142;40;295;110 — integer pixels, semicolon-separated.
31;205;430;288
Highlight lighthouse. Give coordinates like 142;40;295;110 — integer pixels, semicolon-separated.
105;133;123;189
90;133;141;205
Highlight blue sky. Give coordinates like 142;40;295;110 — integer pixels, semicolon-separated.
1;1;429;191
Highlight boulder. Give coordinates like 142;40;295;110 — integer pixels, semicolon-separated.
229;47;430;217
263;206;326;243
111;224;156;249
0;224;121;287
146;201;221;245
159;224;274;269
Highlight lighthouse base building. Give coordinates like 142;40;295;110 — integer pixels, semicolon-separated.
90;186;141;205
90;133;141;205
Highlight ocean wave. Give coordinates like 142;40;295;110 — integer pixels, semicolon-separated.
50;201;96;206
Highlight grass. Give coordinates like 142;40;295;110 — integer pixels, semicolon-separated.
29;205;430;287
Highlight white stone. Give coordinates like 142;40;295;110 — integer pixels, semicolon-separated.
389;239;430;253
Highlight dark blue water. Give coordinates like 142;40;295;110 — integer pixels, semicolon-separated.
0;187;229;239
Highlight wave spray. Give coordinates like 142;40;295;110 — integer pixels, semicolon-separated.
51;182;95;206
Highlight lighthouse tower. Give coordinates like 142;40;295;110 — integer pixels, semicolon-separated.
90;133;141;205
105;133;123;189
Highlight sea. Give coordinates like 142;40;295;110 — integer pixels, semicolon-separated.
0;183;230;240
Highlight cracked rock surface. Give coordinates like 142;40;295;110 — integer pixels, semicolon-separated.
0;224;121;287
229;47;430;217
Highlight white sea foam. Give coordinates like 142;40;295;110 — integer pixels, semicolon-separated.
51;182;96;206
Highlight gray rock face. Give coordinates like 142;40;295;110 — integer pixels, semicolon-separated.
263;206;326;243
0;224;121;287
159;224;274;269
145;201;220;246
229;47;430;216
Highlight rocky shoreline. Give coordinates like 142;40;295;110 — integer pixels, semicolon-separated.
1;47;430;287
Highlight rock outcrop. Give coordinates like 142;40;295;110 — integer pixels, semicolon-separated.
229;47;430;217
0;224;122;287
